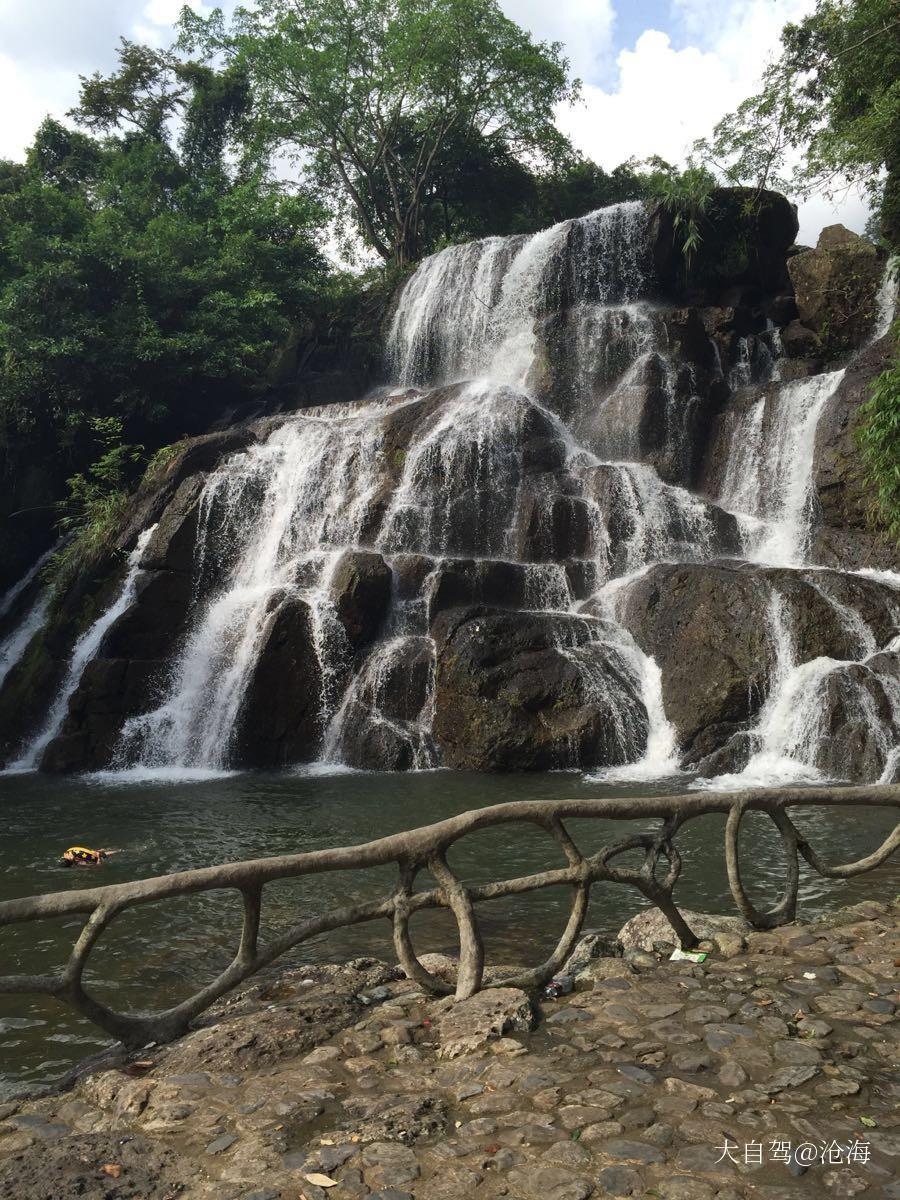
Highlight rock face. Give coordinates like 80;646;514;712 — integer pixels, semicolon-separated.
788;224;884;351
651;187;798;303
616;563;772;761
329;550;392;652
432;608;648;771
335;636;435;770
810;656;900;781
812;330;900;570
234;596;324;767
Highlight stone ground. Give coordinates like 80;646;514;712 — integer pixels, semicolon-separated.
0;899;898;1200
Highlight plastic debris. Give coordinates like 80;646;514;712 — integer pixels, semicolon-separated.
669;948;708;963
542;974;575;999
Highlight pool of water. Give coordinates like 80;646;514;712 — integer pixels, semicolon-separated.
1;767;898;1097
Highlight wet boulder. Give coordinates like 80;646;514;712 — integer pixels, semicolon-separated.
234;595;323;767
329;550;392;652
615;562;890;763
140;474;205;575
582;465;741;573
427;558;530;617
788;225;884;352
806;658;900;782
372;383;567;557
432;607;648;771
99;570;193;661
389;553;436;599
92;427;260;568
616;562;772;759
334;635;435;771
780;318;822;360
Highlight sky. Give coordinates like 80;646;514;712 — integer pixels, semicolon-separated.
0;0;870;245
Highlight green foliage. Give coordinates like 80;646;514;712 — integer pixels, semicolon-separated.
0;42;329;570
694;59;799;199
47;417;143;591
141;440;186;486
857;310;900;539
696;0;900;247
360;132;653;257
180;0;578;265
647;163;716;266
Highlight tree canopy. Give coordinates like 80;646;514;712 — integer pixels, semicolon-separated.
180;0;578;265
0;46;329;584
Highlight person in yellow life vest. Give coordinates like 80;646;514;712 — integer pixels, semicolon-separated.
58;846;113;868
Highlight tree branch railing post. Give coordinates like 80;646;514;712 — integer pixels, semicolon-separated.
0;784;897;1049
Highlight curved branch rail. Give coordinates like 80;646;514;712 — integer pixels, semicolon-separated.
1;784;898;1047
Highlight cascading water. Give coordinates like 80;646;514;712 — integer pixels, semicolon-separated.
18;205;900;785
0;544;58;690
695;257;900;789
388;201;650;389
0;594;49;692
116;403;401;770
12;529;155;771
708;578;900;788
0;543;55;621
720;370;846;565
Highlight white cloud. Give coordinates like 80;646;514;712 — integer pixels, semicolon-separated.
557;30;737;169
0;0;230;161
501;0;616;80
0;53;72;161
143;0;208;22
140;0;212;41
556;2;868;243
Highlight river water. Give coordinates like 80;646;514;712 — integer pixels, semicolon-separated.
2;768;898;1097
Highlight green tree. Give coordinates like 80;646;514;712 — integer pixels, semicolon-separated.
0;44;329;584
696;0;900;245
181;0;578;265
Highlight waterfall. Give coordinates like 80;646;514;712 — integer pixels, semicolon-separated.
16;200;898;786
0;545;60;690
117;403;396;770
0;594;49;691
871;256;898;341
703;579;900;789
0;546;59;689
322;634;438;770
12;529;155;771
0;544;56;621
388;201;650;388
719;370;845;566
584;568;681;781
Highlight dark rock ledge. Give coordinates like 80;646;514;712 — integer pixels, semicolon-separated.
1;898;898;1199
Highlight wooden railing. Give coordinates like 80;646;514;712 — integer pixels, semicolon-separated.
1;785;898;1048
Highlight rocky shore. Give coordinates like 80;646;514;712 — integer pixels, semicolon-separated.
1;898;898;1199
